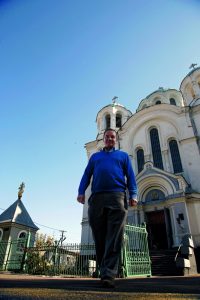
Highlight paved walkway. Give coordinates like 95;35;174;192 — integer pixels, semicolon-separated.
0;273;200;294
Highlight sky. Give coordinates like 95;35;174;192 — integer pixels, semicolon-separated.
0;0;200;243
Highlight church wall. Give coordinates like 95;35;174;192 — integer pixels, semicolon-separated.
192;105;200;136
171;202;190;246
122;108;200;194
10;225;36;246
10;225;26;240
187;200;200;247
180;139;200;192
121;108;185;175
80;170;98;244
0;226;11;241
80;185;91;243
81;190;90;221
80;221;92;244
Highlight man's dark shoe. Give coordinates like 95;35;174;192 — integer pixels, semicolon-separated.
101;278;115;288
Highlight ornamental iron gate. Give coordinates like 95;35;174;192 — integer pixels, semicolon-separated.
0;239;27;271
122;224;151;277
0;224;151;277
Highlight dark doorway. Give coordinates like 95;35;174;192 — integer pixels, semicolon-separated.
146;210;168;250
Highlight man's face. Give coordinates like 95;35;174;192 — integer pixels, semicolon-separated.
103;130;117;149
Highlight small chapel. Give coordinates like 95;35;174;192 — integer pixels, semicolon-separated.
0;183;39;270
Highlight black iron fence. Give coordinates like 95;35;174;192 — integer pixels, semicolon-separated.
0;224;151;277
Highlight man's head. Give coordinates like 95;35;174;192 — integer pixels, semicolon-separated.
103;128;117;149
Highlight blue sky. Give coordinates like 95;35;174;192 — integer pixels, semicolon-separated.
0;0;200;243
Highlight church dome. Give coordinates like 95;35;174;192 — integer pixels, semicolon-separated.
136;88;184;112
180;66;200;106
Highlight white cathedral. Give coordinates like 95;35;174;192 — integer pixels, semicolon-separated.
81;66;200;251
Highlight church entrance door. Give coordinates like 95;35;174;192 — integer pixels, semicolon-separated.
146;210;168;250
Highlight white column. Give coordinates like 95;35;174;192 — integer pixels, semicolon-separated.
170;206;180;247
163;149;171;172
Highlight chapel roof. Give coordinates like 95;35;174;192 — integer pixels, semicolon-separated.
0;199;39;230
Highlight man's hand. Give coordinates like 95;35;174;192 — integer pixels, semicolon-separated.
129;198;137;207
77;195;85;204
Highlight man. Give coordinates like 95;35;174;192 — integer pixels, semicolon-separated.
77;128;137;288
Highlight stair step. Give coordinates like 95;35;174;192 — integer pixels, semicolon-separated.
150;249;181;276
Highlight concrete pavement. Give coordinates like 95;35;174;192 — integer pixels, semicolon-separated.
0;273;200;295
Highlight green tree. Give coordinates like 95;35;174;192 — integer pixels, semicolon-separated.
25;233;55;275
35;233;55;247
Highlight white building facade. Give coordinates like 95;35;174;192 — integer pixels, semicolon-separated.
81;67;200;250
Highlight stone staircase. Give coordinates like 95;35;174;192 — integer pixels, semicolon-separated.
150;249;182;276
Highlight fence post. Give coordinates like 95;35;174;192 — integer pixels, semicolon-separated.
21;231;31;272
4;241;12;271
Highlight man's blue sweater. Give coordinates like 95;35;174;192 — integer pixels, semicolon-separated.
78;149;137;199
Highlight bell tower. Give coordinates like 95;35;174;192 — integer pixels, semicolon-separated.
96;97;132;140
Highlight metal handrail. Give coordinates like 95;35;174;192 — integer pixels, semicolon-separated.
174;243;182;262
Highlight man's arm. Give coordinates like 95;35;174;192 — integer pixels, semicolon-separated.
77;156;94;204
125;154;138;205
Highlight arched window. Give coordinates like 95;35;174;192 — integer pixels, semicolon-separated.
169;139;183;173
105;114;111;129
18;231;26;239
0;228;3;241
155;100;161;105
170;98;176;106
137;148;144;173
150;128;163;169
116;113;122;128
17;231;27;253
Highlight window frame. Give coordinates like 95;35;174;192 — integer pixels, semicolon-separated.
105;114;111;129
136;148;145;173
116;113;122;128
149;127;164;169
16;230;27;253
155;100;161;105
169;139;183;173
170;98;176;106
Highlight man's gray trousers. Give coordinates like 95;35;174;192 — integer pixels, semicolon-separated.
88;192;128;279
